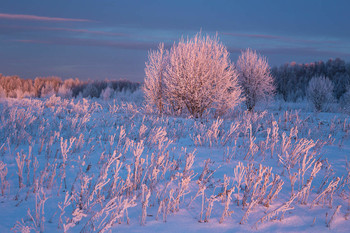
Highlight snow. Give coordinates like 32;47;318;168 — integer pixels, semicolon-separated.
0;96;349;232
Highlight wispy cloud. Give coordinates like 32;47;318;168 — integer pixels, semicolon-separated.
222;32;337;45
0;13;91;22
14;37;348;59
258;47;350;57
13;39;52;44
226;45;350;61
44;27;126;37
223;32;280;40
11;38;160;50
0;25;127;37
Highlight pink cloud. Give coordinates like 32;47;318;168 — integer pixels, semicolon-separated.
0;13;91;22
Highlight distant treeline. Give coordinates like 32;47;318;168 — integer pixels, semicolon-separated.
1;58;350;102
0;75;141;99
272;58;350;101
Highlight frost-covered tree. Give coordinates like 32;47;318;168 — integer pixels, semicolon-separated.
57;85;73;98
143;34;242;118
34;77;62;97
333;72;350;99
0;86;6;98
100;86;114;101
41;83;56;97
236;49;275;110
307;76;334;111
164;34;242;118
0;75;22;98
340;86;350;113
144;43;167;114
82;83;99;98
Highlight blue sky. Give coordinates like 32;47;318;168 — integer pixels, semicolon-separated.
0;0;349;81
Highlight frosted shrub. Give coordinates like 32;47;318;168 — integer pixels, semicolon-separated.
82;83;99;98
236;48;275;111
57;85;73;98
166;34;242;117
144;33;242;118
307;76;334;111
129;88;144;104
114;89;144;103
40;83;56;98
144;43;167;114
0;86;6;98
34;77;62;97
100;86;114;101
340;87;350;113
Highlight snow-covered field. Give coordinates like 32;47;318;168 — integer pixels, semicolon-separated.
0;96;349;232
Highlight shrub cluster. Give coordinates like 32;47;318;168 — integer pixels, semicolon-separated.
144;33;275;117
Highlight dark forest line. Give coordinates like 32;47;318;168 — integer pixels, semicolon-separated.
272;58;350;102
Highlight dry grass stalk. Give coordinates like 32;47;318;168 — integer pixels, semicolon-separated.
204;195;218;222
233;162;245;205
243;124;258;160
15;152;26;189
255;188;303;228
0;161;9;196
311;177;341;208
327;205;341;229
220;186;235;223
141;184;151;225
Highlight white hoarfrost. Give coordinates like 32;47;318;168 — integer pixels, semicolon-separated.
307;76;334;111
144;43;167;114
236;48;275;111
144;34;242;118
1;97;349;233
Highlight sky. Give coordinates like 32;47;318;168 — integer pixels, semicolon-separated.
0;0;349;82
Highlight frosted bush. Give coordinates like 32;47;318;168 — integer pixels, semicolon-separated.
144;33;242;118
307;76;334;111
57;85;73;98
117;88;144;104
82;83;99;98
144;43;167;114
236;48;275;111
100;86;114;101
340;86;350;113
0;86;5;98
41;84;56;98
34;77;62;97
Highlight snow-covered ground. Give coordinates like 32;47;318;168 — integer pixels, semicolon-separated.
0;96;349;232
